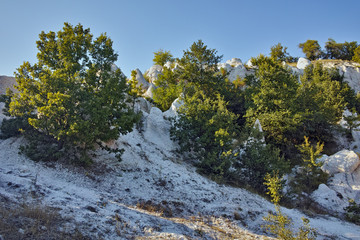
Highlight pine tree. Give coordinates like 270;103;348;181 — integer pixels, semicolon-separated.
298;40;323;60
8;23;139;163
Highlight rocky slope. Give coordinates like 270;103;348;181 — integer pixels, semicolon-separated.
1;58;360;239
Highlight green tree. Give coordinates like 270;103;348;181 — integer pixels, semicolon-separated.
298;40;323;60
270;43;290;62
353;45;360;63
178;40;224;99
152;66;182;111
153;49;174;66
7;23;139;163
234;127;289;192
245;55;300;149
290;136;328;196
325;38;358;60
170;90;239;179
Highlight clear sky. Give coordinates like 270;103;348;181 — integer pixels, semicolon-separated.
0;0;359;77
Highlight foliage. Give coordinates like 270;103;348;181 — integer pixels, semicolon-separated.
152;66;182;111
353;46;360;64
245;55;301;157
245;56;346;161
234;127;289;192
128;70;145;108
153;49;174;66
344;199;360;225
263;172;318;240
270;43;295;63
170;90;239;179
290;137;328;196
178;40;224;99
324;38;358;60
7;23;139;163
298;40;323;61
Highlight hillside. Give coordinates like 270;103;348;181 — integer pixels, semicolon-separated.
1;59;360;239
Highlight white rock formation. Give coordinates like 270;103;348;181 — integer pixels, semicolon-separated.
144;107;174;151
163;97;184;119
226;58;243;67
321;150;360;175
145;65;163;84
143;83;156;99
135;68;150;90
296;57;311;69
0;75;16;94
312;149;360;214
218;58;250;82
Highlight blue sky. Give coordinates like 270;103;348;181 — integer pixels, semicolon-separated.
0;0;359;77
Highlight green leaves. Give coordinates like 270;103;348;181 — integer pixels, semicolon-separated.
7;23;139;163
171;91;239;178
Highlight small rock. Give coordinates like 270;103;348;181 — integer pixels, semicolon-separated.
85;205;98;213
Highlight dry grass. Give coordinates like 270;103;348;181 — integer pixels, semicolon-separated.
286;62;297;67
0;198;88;240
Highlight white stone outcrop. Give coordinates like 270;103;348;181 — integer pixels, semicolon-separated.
321;150;360;175
144;107;174;151
144;83;156;99
296;57;311;69
135;69;150;90
312;149;360;214
163;97;184;119
145;65;163;84
218;58;250;82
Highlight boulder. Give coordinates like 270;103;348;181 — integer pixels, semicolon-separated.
311;184;346;213
321;149;360;175
296;57;311;69
135;69;149;90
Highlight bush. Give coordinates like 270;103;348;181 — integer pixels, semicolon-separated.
353;46;360;64
289;137;329;197
263;172;318;240
344;199;360;225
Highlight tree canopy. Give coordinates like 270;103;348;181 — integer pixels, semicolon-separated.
7;23;139;163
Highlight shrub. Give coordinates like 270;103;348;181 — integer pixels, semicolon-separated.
263;172;318;240
353;46;360;64
289;137;329;197
344;199;360;225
